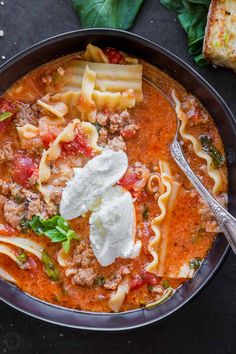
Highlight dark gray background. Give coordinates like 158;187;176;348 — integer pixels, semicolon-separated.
0;1;235;353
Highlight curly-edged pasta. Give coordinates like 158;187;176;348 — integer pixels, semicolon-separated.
37;97;68;119
47;59;143;103
78;65;97;122
146;161;180;275
172;90;223;194
83;43;109;63
38;119;101;184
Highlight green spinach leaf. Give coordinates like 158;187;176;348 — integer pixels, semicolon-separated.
29;215;79;253
160;0;211;65
72;0;144;30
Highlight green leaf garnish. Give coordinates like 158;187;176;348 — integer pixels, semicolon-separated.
160;0;211;66
28;215;79;253
200;135;225;168
143;206;149;220
162;279;170;289
0;111;13;121
189;257;202;270
95;276;105;286
16;251;28;264
72;0;144;30
42;250;59;281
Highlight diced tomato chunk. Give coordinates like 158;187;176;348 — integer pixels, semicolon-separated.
141;270;160;285
61;130;94;157
103;48;124;64
130;276;146;290
12;154;38;187
0;98;16;131
41;132;56;148
0;224;15;236
130;270;160;291
121;129;137;139
118;172;139;191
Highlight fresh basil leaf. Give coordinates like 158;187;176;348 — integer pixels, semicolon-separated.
28;215;79;252
72;0;144;30
62;239;71;254
160;0;210;65
0;111;13;121
200;135;225;168
28;216;44;234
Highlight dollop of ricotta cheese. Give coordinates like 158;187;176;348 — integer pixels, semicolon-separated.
59;149;141;266
89;186;141;266
59;149;128;219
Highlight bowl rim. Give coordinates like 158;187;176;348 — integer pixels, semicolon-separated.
0;28;233;331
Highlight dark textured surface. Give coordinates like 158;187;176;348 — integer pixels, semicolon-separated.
0;0;236;353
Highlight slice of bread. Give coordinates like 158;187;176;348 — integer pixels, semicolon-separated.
203;0;236;71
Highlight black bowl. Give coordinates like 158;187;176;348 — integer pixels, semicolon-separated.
0;29;235;331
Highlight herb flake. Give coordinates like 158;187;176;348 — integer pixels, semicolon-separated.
200;135;225;168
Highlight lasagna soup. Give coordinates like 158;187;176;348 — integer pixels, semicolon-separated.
0;44;227;312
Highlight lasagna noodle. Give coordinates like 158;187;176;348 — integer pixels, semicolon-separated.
108;283;129;313
172;90;223;194
38;120;101;190
83;43;109;63
0;244;22;267
47;59;143;102
0;237;43;260
146;161;180;275
17;124;39;141
52;89;136;113
78;65;97;122
0;267;17;284
37;98;68;119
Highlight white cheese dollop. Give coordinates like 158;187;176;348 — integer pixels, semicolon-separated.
89;186;141;266
59;149;128;219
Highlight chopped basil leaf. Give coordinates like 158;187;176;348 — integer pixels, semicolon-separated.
148;285;154;292
16;251;28;264
95;276;105;286
0;111;13;121
42;250;59;281
162;279;170;289
28;215;79;253
143;206;149;220
200;135;225;168
13;194;24;204
189;258;202;270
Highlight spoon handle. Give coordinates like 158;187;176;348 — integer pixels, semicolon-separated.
170;140;236;254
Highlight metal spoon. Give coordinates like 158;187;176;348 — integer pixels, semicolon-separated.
170;109;236;254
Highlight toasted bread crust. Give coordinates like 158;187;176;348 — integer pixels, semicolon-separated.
203;0;236;71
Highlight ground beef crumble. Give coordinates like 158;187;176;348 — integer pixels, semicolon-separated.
0;141;14;163
14;103;39;127
72;268;97;287
0;179;57;229
96;109;139;150
107;136;127;151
